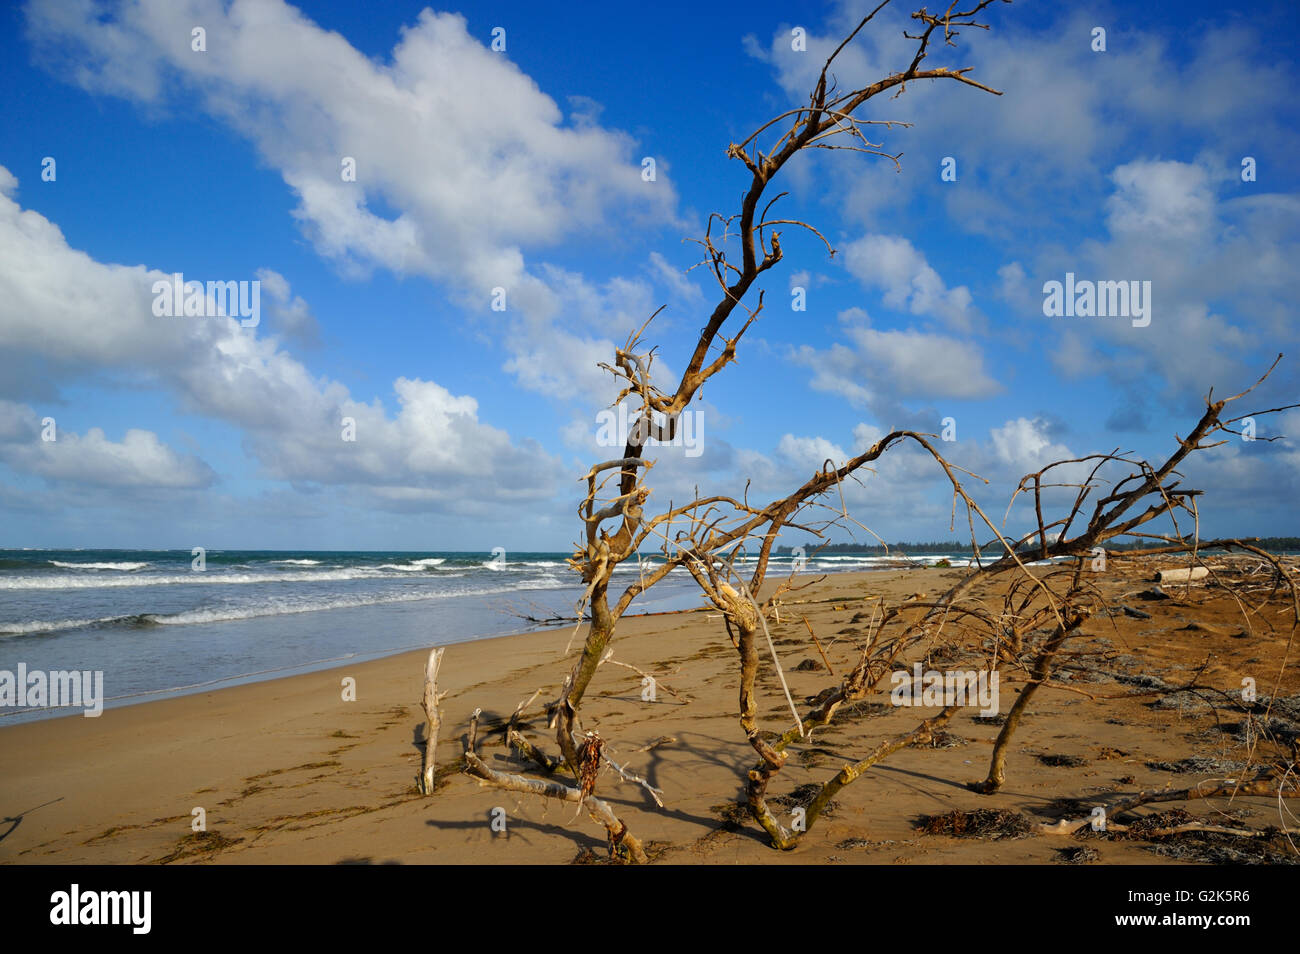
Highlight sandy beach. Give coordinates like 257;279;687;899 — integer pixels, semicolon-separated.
2;564;1297;866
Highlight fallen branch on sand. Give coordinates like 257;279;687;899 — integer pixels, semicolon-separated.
462;708;648;863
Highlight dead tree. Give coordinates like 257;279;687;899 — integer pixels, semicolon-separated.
459;0;1016;861
674;362;1298;848
451;0;1298;860
548;0;1012;780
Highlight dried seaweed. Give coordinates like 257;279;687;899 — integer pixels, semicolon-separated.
916;809;1034;840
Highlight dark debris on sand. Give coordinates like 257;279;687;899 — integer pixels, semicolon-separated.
797;745;839;767
1055;845;1101;864
771;783;839;817
828;700;890;723
1058;806;1300;863
1037;753;1089;768
1145;754;1246;774
709;802;750;830
1122;807;1195;837
1135;817;1299;865
915;809;1035;840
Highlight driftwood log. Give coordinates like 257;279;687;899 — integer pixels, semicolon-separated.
418;647;446;795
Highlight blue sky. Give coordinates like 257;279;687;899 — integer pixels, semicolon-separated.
1;0;1297;551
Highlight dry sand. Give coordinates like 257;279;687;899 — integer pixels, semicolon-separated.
2;564;1296;865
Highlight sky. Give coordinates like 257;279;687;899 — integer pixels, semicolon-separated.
0;0;1297;552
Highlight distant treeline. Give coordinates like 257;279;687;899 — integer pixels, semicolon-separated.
778;541;970;555
779;536;1299;555
1093;537;1300;552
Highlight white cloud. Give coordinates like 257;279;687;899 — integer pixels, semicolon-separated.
24;0;682;401
648;251;704;304
989;418;1073;473
777;434;848;469
1042;158;1293;396
26;1;676;271
794;308;999;414
1105;160;1215;241
256;267;318;345
851;422;886;452
996;261;1031;311
0;401;214;489
844;326;996;398
744;4;1298;243
0;169;560;508
841;233;977;332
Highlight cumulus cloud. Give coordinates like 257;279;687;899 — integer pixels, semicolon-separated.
744;6;1298;437
0;401;214;489
256;268;319;346
1040;157;1294;399
777;433;848;469
988;417;1073;474
0;170;560;507
25;1;675;276
744;3;1297;237
841;233;978;332
23;0;682;402
793;307;999;416
1105;160;1216;241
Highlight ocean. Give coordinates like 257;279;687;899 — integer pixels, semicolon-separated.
0;547;967;721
